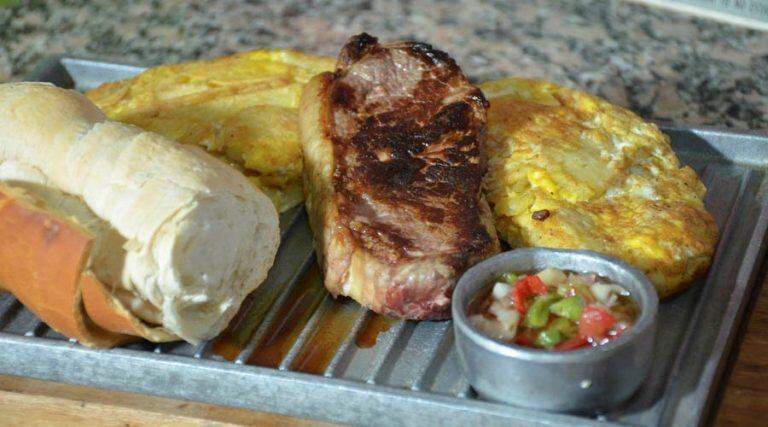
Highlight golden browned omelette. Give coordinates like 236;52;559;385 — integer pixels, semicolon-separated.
479;78;718;297
86;50;335;212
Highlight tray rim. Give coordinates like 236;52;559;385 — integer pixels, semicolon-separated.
0;333;615;427
3;54;768;426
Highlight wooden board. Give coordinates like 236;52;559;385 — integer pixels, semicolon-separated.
0;374;337;426
714;270;768;426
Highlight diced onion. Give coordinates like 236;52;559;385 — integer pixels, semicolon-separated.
570;273;598;285
590;283;619;306
469;314;516;340
492;282;512;300
536;268;567;286
489;301;520;332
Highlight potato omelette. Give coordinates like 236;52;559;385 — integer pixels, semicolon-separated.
479;78;718;297
86;50;335;213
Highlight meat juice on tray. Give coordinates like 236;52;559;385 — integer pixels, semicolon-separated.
212;262;398;372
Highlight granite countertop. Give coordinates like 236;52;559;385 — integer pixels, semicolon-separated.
0;0;766;130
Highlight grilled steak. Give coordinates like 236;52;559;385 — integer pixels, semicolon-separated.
299;34;500;319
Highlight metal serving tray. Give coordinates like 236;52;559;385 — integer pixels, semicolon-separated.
2;56;768;426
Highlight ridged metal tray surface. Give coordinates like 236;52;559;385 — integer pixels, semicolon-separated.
2;57;768;426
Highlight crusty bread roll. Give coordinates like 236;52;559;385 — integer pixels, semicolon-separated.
0;83;280;345
0;184;135;347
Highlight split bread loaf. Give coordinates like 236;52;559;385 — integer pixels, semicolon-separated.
0;83;280;346
0;184;136;347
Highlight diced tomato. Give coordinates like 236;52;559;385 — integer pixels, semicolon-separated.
514;331;535;347
578;306;616;340
555;336;588;351
511;276;548;314
526;276;548;294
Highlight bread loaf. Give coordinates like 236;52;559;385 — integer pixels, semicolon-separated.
0;83;280;345
0;184;135;347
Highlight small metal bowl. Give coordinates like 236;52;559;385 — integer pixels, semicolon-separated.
452;248;658;412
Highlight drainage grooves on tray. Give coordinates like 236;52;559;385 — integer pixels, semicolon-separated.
355;313;397;349
365;321;412;384
322;307;371;377
0;294;21;329
209;208;316;361
278;205;306;238
409;322;455;391
2;305;42;336
24;318;47;337
368;319;455;389
244;260;327;367
278;294;336;371
192;340;210;359
231;249;317;364
282;295;364;374
455;379;474;398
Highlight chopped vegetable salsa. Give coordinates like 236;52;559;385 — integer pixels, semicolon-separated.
468;268;639;351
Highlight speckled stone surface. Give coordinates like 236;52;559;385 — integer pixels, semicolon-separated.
1;0;766;129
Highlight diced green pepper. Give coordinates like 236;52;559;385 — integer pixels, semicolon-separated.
500;272;519;284
536;329;562;349
524;295;558;329
548;317;575;335
550;296;584;321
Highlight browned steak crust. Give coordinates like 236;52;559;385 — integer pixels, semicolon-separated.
301;33;500;319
